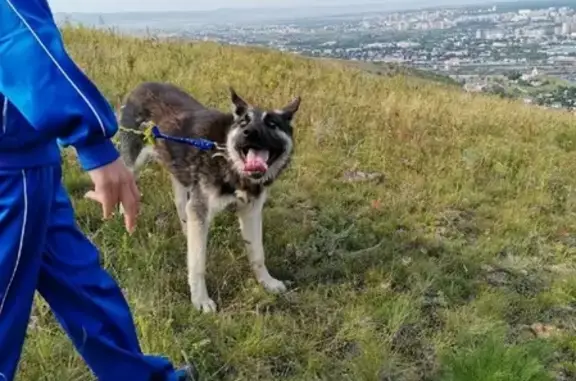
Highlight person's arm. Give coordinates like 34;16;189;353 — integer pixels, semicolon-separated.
0;0;119;171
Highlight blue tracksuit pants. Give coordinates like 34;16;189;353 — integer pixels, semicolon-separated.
0;165;181;381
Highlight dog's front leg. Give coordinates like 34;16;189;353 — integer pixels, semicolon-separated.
237;191;287;294
186;195;217;313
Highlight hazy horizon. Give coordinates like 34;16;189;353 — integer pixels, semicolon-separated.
49;0;520;14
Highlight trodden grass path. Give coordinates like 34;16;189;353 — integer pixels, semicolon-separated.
16;26;576;380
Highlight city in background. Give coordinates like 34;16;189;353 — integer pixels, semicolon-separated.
57;0;576;111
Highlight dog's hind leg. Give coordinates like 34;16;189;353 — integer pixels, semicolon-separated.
237;190;287;294
170;175;189;235
117;104;156;217
118;101;153;177
131;146;156;175
186;191;217;313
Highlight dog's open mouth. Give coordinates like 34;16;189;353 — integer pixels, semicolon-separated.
241;148;270;174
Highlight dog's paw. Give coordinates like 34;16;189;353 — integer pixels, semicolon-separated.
190;279;216;313
191;295;217;313
260;277;287;294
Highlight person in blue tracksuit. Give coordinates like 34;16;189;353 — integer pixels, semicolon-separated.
0;1;200;380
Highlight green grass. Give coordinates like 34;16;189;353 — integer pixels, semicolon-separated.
16;25;576;380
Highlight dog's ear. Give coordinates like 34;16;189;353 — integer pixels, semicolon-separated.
229;87;248;118
278;96;301;122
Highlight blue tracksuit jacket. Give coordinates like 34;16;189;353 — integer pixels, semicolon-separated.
0;1;183;380
0;0;119;171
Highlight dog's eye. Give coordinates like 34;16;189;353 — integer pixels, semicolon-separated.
239;114;251;127
263;114;278;129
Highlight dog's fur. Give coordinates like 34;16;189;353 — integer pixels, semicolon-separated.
118;82;301;312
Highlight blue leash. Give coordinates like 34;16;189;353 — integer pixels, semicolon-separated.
150;126;224;151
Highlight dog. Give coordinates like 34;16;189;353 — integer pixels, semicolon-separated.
117;82;301;313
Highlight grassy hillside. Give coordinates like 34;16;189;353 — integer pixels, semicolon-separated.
337;59;463;87
20;26;576;381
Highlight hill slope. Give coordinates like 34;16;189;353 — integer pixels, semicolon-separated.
335;59;463;87
21;26;576;381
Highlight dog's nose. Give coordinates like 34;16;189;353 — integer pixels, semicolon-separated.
243;128;258;140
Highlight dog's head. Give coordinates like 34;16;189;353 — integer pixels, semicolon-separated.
225;87;301;183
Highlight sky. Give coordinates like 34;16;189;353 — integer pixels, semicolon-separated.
48;0;489;13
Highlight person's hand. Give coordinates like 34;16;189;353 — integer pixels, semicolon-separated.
84;157;140;233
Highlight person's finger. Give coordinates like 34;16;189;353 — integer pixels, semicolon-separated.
132;180;141;204
84;190;99;202
128;175;141;213
84;189;110;220
120;183;138;233
101;182;119;220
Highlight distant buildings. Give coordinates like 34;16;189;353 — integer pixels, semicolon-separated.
160;1;576;101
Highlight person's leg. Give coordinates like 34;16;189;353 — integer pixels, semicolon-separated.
36;166;197;381
0;167;55;381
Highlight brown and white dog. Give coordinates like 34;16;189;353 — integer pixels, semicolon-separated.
118;82;301;312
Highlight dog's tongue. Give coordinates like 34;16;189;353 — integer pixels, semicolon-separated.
244;149;269;173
